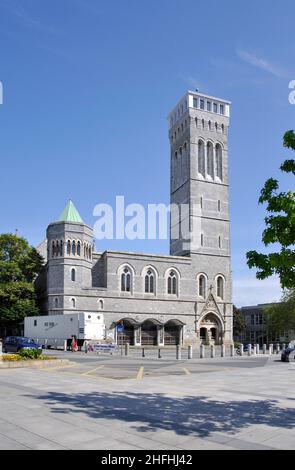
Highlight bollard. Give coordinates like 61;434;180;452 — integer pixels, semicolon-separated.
276;344;280;354
221;345;225;357
45;339;48;350
248;344;252;356
211;345;215;358
142;347;145;358
84;340;88;354
188;345;193;359
125;342;129;356
64;339;67;352
282;343;286;351
256;344;260;355
158;348;161;359
263;344;266;354
269;344;273;355
230;344;234;357
200;344;205;359
240;344;244;356
176;345;181;360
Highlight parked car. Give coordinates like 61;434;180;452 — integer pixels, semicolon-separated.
281;347;295;362
3;336;41;353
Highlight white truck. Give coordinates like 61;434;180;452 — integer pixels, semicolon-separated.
24;312;105;349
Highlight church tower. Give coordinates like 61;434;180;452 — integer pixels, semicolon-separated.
168;91;232;345
168;90;230;258
46;200;94;315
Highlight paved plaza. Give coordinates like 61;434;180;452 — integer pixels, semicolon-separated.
0;351;294;450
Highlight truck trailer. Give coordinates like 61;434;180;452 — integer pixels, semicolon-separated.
24;312;105;348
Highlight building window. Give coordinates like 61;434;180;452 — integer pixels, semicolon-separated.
207;101;211;112
60;240;63;256
54;297;58;308
167;270;177;295
251;314;255;325
145;269;155;293
67;240;71;256
221;124;225;134
52;241;55;257
200;99;205;110
215;122;218;131
206;142;214;178
199;275;206;298
198;140;205;177
215;144;223;180
77;241;81;256
213;103;218;113
217;276;224;299
208;120;211;130
193;97;198;108
98;299;104;310
34;320;37;327
72;241;76;256
71;298;76;309
202;119;205;129
121;267;131;292
71;268;76;282
220;104;224;115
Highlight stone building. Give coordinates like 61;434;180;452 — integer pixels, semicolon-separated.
36;90;233;347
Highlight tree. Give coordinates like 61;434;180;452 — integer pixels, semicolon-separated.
233;305;245;337
265;289;295;340
0;234;44;335
246;130;295;289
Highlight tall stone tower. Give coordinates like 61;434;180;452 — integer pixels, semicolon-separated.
168;91;232;345
46;200;93;315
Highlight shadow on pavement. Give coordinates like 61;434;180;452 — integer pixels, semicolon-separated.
26;390;295;438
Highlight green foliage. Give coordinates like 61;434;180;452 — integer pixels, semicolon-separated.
19;348;42;359
246;131;295;289
0;234;44;329
233;305;245;336
264;289;295;338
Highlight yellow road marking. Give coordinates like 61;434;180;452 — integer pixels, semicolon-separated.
182;367;191;375
81;365;105;376
136;366;144;380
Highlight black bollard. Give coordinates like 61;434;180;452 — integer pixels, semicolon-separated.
142;347;145;358
158;348;161;359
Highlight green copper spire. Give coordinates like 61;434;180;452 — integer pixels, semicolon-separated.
59;200;84;223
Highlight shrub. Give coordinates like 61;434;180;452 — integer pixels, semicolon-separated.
19;348;43;359
2;354;22;361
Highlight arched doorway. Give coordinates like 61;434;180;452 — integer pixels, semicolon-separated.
116;318;138;345
164;319;184;345
199;313;223;345
141;319;159;346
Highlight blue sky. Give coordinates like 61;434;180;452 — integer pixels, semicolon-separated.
0;0;294;306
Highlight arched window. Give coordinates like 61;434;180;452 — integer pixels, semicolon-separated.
77;241;81;256
217;276;224;299
199;275;206;298
89;246;92;259
54;297;58;308
52;241;55;257
208;120;211;130
202;119;205;129
71;298;76;309
98;299;104;310
198;140;205;177
221;124;225;134
167;270;177;295
215;122;218;131
60;240;63;257
67;240;71;256
56;241;59;257
72;241;76;256
121;267;131;292
145;269;155;293
206;142;214;178
215;144;223;180
71;268;76;282
195;117;198;127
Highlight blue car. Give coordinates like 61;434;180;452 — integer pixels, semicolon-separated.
281;347;295;362
3;336;41;353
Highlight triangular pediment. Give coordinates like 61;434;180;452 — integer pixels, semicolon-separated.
200;292;222;319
